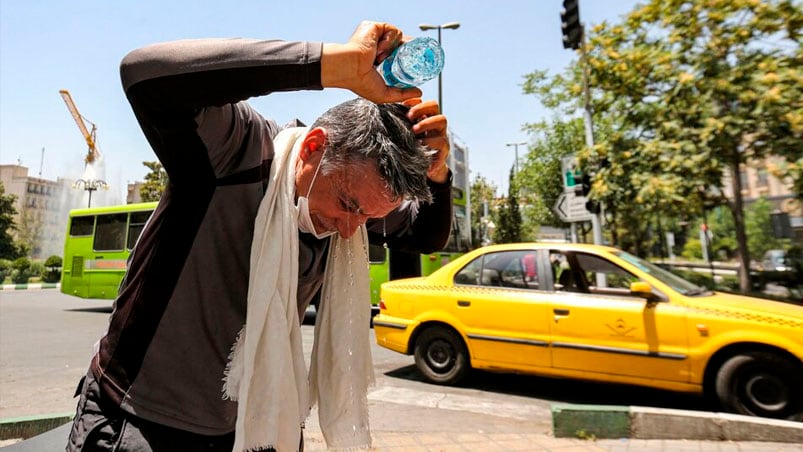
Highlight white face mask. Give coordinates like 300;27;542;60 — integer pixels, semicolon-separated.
296;150;337;239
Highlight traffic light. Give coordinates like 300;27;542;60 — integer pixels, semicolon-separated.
580;173;592;197
560;0;582;50
580;172;600;213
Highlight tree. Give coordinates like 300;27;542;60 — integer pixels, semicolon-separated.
493;168;523;244
745;197;789;258
521;66;673;254
43;255;63;283
585;0;802;291
517;118;585;229
17;208;43;258
0;182;27;260
140;161;168;202
470;174;498;247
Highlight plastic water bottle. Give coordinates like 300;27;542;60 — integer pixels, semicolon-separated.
380;37;445;88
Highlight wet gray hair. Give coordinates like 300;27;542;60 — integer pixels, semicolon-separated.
310;98;434;203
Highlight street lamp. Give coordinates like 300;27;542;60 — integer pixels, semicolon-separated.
418;22;460;112
506;141;527;175
73;178;109;208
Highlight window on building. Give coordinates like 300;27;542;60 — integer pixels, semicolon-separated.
757;168;769;188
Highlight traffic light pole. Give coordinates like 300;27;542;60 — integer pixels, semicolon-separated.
579;32;604;246
561;0;603;245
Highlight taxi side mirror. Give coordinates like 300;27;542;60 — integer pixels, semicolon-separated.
630;281;660;302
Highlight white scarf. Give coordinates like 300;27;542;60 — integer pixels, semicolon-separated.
223;127;375;451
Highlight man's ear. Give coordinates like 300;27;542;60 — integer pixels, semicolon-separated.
299;127;327;161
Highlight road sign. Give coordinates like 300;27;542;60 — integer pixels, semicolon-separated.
561;156;581;193
553;191;593;222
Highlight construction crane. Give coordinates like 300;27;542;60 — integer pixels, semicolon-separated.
59;89;101;164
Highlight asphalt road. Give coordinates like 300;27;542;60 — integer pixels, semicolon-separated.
0;289;714;437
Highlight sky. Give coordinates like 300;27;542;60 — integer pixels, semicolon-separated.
0;0;640;202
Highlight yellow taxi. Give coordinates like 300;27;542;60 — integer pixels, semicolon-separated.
373;243;803;420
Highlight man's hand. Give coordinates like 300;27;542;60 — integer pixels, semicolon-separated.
405;98;450;184
321;21;422;104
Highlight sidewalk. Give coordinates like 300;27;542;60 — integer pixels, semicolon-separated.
0;283;60;292
2;402;802;450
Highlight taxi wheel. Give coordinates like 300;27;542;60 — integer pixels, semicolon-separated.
414;326;469;385
715;352;802;420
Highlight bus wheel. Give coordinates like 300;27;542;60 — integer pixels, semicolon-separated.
414;326;468;385
715;352;802;420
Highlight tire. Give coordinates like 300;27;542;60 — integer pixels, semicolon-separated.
413;326;469;385
715;352;802;420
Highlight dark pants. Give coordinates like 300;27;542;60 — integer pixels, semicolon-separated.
66;370;240;452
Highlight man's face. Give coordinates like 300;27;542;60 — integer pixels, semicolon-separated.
302;155;401;239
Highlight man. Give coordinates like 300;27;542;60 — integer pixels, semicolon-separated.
67;21;452;452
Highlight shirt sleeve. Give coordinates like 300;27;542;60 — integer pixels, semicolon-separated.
367;170;453;254
119;38;323;188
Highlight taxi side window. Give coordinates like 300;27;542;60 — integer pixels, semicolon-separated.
454;251;540;289
455;256;483;286
574;252;641;297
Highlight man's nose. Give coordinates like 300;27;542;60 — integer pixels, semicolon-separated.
338;215;368;238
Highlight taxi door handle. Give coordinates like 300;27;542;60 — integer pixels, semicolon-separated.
457;300;471;307
553;308;570;316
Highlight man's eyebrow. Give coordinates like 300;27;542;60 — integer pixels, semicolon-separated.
339;191;364;215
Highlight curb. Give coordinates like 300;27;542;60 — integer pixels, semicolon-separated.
0;413;73;440
0;283;60;291
552;403;803;443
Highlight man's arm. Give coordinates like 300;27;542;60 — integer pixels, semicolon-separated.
120;21;423;188
120;38;324;187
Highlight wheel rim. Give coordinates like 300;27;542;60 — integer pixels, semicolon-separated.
426;339;455;373
743;373;788;412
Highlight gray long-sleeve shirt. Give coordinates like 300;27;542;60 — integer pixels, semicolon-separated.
90;38;452;435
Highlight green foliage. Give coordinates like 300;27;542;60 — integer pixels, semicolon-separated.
574;429;597;441
42;255;63;283
140;161;168;202
44;255;62;268
585;0;802;290
494;168;523;244
29;262;44;281
682;238;704;260
745;197;789;257
0;182;27;260
517;118;586;228
522;0;802;292
470;174;499;247
0;259;11;283
11;256;34;284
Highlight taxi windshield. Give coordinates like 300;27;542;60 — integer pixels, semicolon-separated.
614;251;707;295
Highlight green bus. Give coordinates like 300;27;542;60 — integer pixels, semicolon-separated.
60;202;157;299
61;188;470;303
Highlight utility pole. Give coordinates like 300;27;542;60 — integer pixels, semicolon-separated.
419;22;460;113
506;141;526;175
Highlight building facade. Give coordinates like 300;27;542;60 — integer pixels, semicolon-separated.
722;156;803;243
0;164;72;259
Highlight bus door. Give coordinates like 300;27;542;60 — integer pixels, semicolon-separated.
62;215;95;298
85;213;130;299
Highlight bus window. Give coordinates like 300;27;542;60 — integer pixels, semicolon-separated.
127;211;152;250
70;216;95;236
94;213;127;251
